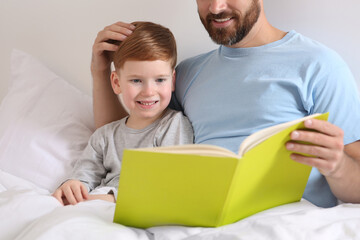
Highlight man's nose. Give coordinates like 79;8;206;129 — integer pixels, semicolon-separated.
209;0;228;14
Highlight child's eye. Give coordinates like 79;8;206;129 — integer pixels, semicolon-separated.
131;79;142;83
156;78;166;83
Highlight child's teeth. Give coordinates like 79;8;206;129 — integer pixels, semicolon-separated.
140;101;156;105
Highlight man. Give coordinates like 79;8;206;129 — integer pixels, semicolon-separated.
91;0;360;207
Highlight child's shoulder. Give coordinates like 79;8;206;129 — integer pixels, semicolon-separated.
157;109;193;133
91;118;127;137
160;109;189;124
155;109;194;145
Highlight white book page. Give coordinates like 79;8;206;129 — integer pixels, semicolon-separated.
237;113;321;157
133;144;238;158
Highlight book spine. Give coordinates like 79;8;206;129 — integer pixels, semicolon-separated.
216;160;241;227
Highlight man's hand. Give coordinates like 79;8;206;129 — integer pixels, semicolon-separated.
286;118;360;203
91;21;135;74
286;118;346;177
52;180;89;206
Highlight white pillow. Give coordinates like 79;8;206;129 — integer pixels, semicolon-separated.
0;49;95;192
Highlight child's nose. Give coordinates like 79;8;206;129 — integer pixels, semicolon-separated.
141;83;155;96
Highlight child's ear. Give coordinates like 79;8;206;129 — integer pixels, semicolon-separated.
171;70;176;92
110;71;122;94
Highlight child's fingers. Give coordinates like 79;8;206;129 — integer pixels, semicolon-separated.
63;187;78;205
52;189;64;205
62;197;70;206
80;184;89;200
72;186;85;203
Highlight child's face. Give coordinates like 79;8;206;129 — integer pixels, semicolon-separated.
111;59;175;128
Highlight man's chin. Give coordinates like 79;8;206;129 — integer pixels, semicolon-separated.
209;31;239;46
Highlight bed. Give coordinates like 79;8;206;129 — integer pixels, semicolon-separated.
0;49;360;240
2;0;360;238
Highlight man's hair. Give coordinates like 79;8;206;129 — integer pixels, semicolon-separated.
113;21;177;70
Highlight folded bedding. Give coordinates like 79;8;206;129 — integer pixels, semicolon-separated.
1;169;360;240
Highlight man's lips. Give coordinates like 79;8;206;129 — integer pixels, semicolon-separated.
214;17;232;23
210;17;234;28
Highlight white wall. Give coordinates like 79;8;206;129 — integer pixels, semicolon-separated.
264;0;360;92
0;0;359;102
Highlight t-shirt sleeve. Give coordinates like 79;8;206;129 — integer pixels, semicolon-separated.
70;128;107;191
311;51;360;145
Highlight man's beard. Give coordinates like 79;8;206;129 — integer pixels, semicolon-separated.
199;0;261;46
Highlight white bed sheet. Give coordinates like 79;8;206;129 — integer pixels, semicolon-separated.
1;169;360;240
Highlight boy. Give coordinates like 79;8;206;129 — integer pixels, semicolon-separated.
52;22;194;205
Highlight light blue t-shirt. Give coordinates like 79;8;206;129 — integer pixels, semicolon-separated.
172;30;360;208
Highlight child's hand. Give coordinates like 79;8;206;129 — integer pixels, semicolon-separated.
52;180;89;206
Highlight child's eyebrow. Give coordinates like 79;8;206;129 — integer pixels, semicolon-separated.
127;74;172;78
126;74;142;78
155;74;172;78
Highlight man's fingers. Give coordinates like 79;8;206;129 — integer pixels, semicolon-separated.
290;153;338;176
96;23;135;44
287;119;346;177
96;30;127;44
290;129;343;151
105;23;134;36
114;21;136;30
290;153;326;169
286;141;336;160
93;42;118;55
304;119;344;138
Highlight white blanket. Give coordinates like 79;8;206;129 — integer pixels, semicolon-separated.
1;169;360;240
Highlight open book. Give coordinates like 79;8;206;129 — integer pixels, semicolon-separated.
113;113;329;228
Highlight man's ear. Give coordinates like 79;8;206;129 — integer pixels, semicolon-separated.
171;70;176;92
110;71;122;94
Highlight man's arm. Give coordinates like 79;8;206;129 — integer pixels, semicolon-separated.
92;69;125;129
331;140;360;202
286;119;360;203
91;22;135;128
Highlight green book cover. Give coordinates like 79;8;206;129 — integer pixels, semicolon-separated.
113;113;329;228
